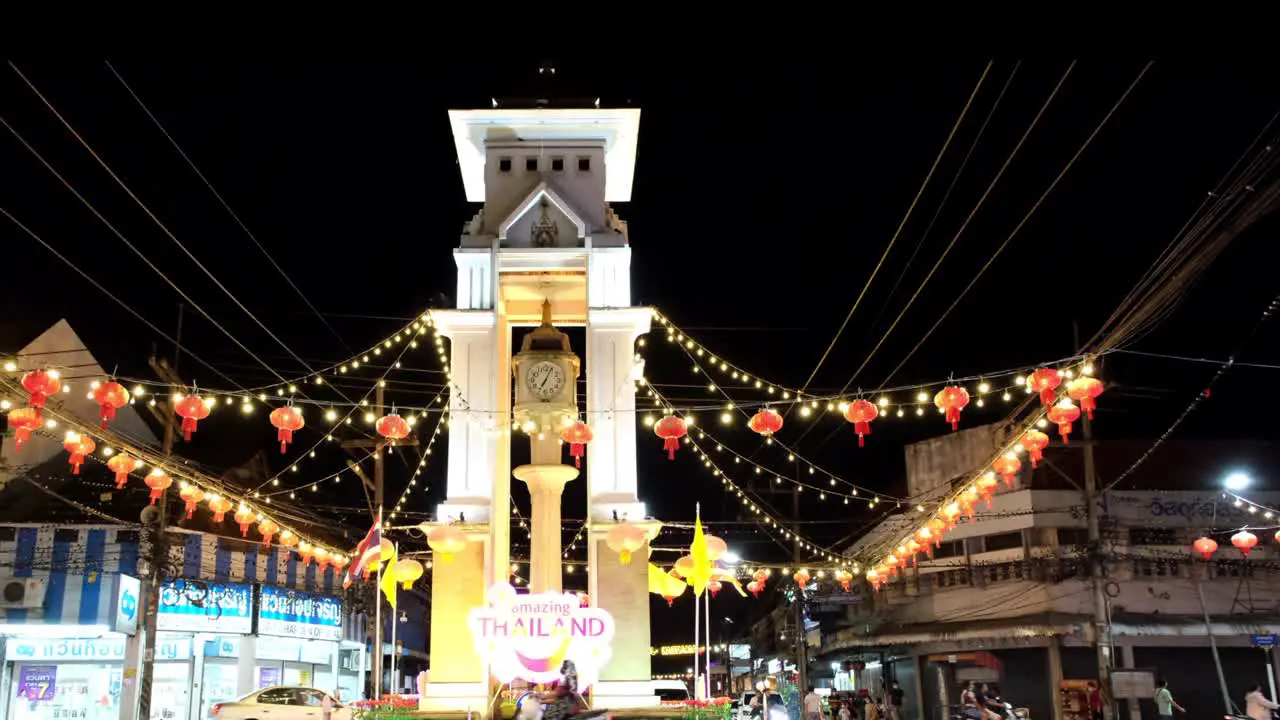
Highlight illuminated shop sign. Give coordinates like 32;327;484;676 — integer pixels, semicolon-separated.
257;585;343;641
157;580;253;634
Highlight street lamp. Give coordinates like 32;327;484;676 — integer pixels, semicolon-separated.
1224;472;1253;492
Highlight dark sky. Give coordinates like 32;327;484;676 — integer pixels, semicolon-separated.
4;60;1280;645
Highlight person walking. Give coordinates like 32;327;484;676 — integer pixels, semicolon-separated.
804;687;826;720
1245;683;1280;720
1086;681;1103;720
1154;678;1185;720
887;681;904;720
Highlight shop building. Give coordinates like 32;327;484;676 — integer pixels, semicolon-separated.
0;523;369;720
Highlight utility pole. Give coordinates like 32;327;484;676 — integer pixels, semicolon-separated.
134;304;183;720
792;484;808;693
340;385;415;698
1077;324;1113;720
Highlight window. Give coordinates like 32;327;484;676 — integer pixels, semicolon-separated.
525;157;538;172
933;539;964;560
551;157;564;172
54;529;80;542
982;531;1024;553
1057;528;1089;547
1129;528;1179;546
577;156;591;172
498;157;512;173
296;690;329;707
116;530;139;544
256;688;296;705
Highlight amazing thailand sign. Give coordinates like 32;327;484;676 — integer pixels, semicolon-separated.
469;583;614;689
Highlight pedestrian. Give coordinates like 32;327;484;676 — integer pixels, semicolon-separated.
1245;683;1280;720
1086;681;1102;720
887;681;904;720
839;700;853;720
804;687;826;720
1154;678;1185;720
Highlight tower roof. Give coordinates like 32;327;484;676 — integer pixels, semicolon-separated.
448;108;641;203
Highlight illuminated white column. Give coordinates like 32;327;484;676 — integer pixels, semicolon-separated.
584;307;651;522
514;457;577;593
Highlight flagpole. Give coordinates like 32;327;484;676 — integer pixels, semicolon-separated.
704;584;711;699
374;511;383;700
391;542;399;694
693;502;702;700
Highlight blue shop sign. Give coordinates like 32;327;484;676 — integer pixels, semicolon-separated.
257;585;343;642
4;637;192;662
157;580;253;634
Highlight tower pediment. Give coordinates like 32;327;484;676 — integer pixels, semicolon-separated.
496;182;587;249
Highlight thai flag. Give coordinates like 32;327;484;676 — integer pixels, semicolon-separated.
343;510;382;588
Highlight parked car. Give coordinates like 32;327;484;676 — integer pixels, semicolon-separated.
738;691;786;720
211;687;351;720
652;679;692;704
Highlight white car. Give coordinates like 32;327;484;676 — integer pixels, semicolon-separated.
211;687;352;720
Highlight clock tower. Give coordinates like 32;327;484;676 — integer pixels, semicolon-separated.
511;300;581;592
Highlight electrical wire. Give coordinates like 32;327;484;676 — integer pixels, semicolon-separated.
104;61;354;356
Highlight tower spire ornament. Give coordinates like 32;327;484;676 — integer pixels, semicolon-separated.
532;198;559;248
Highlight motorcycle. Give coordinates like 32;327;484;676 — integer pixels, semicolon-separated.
515;690;611;720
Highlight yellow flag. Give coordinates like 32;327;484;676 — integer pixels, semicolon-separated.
380;543;398;610
688;510;713;597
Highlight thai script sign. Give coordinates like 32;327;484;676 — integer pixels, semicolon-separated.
257;585;343;641
158;580;253;634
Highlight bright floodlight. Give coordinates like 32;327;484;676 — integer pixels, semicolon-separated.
722;551;742;565
1224;472;1253;491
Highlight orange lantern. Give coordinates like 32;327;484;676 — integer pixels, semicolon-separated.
92;381;130;429
428;524;467;562
174;394;210;442
883;554;900;577
1068;376;1105;420
905;539;923;566
793;569;810;589
63;432;95;475
269;406;305;454
6;407;41;450
942;502;962;530
21;369;61;418
927;518;947;544
298;542;315;565
605;523;647;565
748;409;783;437
1193;536;1218;560
1047;400;1082;443
934;386;970;431
376;413;410;444
654;416;687;460
752;569;768;593
916;527;936;557
257;518;279;547
865;569;882;591
705;535;728;561
663;569;683;606
207;495;233;523
957;493;976;521
330;554;349;574
708;580;723;598
835;570;853;591
1028;368;1062;406
393;558;424;590
976;473;1000;507
143;469;171;504
233;506;256;537
1020;430;1050;467
314;547;331;570
107;453;141;490
279;529;300;550
560;421;593;468
747;580;762;597
178;485;205;519
1232;530;1258;556
992;453;1022;489
844;399;878;447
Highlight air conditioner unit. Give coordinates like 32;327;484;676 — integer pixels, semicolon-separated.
0;579;46;609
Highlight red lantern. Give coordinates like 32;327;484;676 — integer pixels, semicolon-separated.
976;473;1000;507
793;569;810;590
905;539;923;566
376;413;410;444
269;406;305;454
7;408;41;450
234;506;256;537
934;386;970;431
941;503;962;530
928;518;947;545
1067;376;1104;420
835;570;853;592
654;416;688;460
663;569;683;606
1028;368;1062;407
1232;530;1258;556
916;527;936;557
21;369;62;418
991;453;1022;489
207;495;233;523
174;395;210;442
560;421;593;468
92;382;130;429
298;542;315;566
708;581;722;598
314;547;331;571
63;433;95;475
748;408;783;437
179;485;205;519
883;554;901;577
747;580;762;597
144;469;172;504
1193;536;1218;560
107;453;141;490
1047;400;1082;443
258;519;279;547
1020;430;1050;467
844;400;878;447
752;569;768;589
865;569;883;591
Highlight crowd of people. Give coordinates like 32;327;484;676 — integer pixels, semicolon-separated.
797;681;906;720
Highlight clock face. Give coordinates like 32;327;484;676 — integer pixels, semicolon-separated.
526;361;565;401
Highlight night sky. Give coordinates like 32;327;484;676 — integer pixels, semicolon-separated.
3;60;1280;649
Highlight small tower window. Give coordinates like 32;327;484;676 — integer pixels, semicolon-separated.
526;157;539;172
551;157;564;172
577;157;591;172
498;157;512;173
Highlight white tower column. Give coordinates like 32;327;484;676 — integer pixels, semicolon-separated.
514;462;578;592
